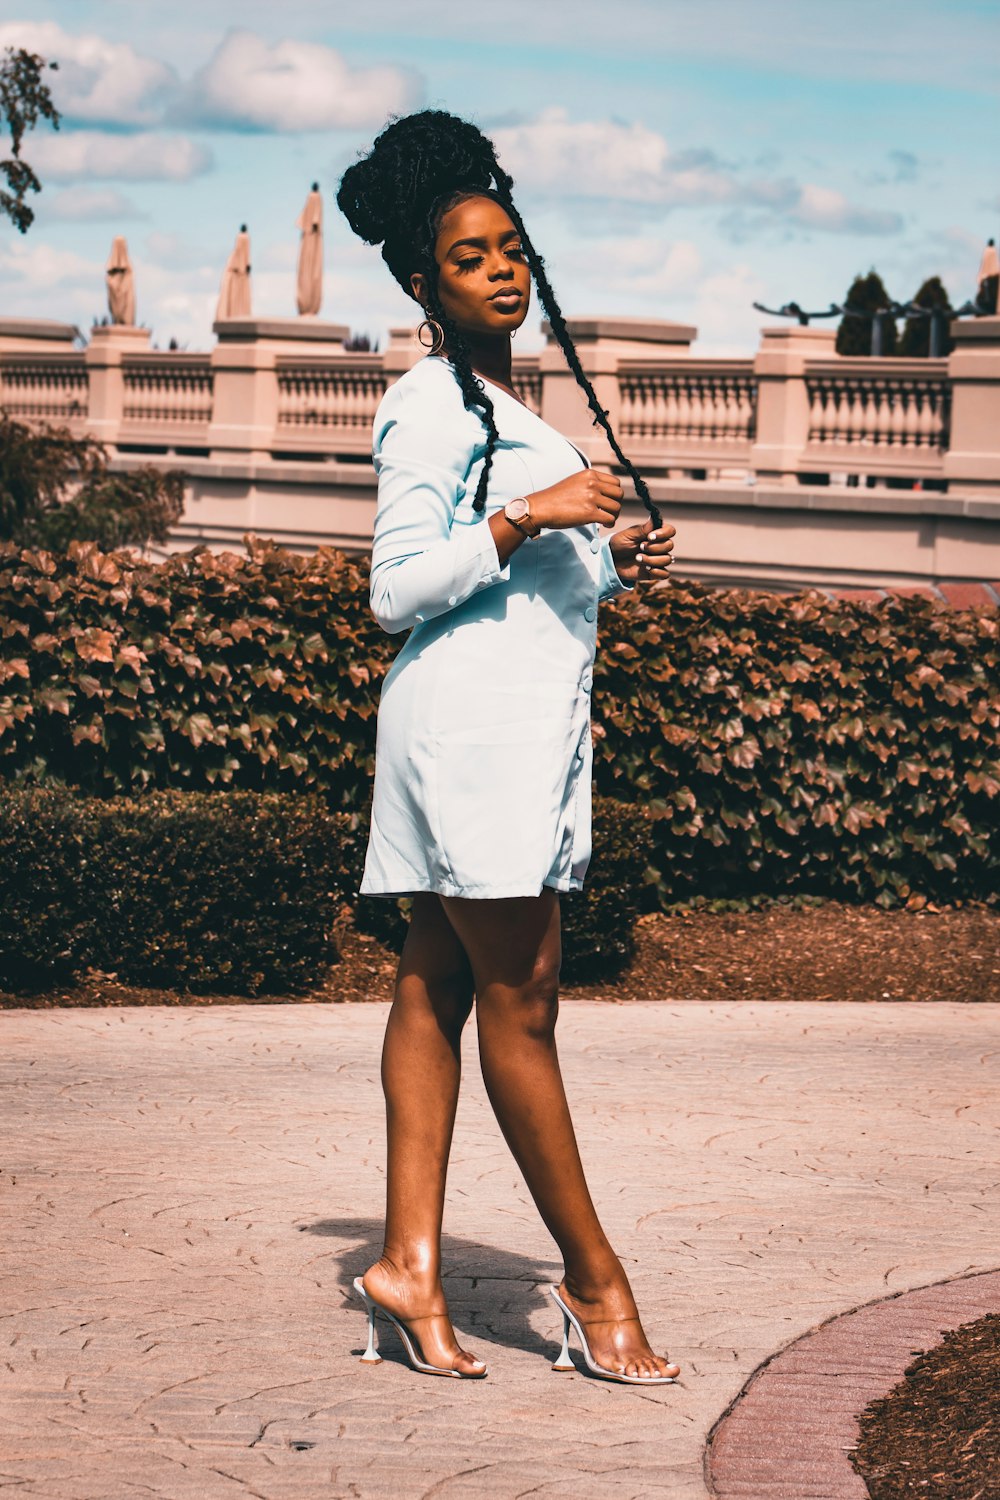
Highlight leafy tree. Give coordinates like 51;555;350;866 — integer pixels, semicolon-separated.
0;416;185;551
836;269;897;356
0;45;61;233
899;275;953;358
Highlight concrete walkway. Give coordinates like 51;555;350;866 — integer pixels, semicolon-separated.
2;1000;997;1500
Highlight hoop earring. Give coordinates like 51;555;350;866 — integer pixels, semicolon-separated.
417;314;445;354
510;327;517;339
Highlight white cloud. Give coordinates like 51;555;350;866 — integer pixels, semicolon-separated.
0;239;104;328
179;29;421;132
492;109;900;239
495;108;696;206
28;131;212;183
492;108;798;212
0;20;176;128
687;265;770;353
791;184;902;236
564;234;704;299
44;186;143;222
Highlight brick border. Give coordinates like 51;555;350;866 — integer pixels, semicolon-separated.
705;1266;1000;1498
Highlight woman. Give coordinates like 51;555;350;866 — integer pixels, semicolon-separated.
337;110;679;1385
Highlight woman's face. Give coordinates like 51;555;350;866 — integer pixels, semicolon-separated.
410;194;531;341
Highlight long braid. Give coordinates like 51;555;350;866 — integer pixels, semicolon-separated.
497;194;662;531
422;281;501;513
336;107;659;526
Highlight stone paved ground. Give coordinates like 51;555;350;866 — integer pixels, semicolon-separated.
2;1000;997;1500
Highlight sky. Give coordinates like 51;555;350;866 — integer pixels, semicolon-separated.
1;0;997;355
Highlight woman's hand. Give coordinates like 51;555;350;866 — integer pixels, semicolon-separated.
529;468;623;532
608;517;676;587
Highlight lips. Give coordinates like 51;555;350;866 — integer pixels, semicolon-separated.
489;289;522;304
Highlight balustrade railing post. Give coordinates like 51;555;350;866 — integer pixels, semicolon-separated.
750;324;837;484
84;324;151;449
382;326;422;387
538;317;696;469
943;314;1000;498
207;316;349;460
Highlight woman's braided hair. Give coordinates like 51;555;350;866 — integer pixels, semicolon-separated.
336;109;661;528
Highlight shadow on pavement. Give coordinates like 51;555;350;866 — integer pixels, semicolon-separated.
300;1215;565;1365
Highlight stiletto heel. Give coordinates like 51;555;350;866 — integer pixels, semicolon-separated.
360;1289;382;1364
547;1286;678;1386
552;1307;575;1371
352;1276;488;1379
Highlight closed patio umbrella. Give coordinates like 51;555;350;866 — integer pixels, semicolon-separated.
106;235;135;325
976;237;999;314
296;182;323;316
216;225;252;321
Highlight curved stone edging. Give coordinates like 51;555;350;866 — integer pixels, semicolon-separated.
705;1266;1000;1498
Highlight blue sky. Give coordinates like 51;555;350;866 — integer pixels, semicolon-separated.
1;0;997;354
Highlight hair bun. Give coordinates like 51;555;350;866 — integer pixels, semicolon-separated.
337;109;513;248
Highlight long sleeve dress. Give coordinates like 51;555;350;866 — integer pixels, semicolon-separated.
359;353;632;901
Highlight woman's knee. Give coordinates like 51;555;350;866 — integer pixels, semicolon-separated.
483;951;561;1040
396;897;475;1028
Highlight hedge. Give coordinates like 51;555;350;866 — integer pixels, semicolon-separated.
0;785;651;995
0;785;350;995
593;585;999;908
1;534;997;909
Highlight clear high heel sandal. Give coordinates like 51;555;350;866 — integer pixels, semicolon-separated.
353;1276;488;1379
548;1285;678;1385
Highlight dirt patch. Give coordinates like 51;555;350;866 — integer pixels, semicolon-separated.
2;900;997;1007
851;1314;1000;1499
577;901;1000;1004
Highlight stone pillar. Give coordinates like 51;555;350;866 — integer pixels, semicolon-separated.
207;316;349;461
383;326;422;385
942;315;1000;498
538;317;697;465
0;318;81;353
84;323;152;447
749;324;837;485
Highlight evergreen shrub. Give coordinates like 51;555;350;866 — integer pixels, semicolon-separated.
595;584;999;909
559;796;653;982
0;784;352;995
1;535;997;914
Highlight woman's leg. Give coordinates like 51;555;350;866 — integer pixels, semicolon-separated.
440;891;679;1381
360;893;485;1374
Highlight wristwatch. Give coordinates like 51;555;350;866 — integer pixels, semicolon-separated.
503;496;540;539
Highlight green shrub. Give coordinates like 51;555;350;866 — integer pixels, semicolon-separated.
560;796;653;982
0;533;382;810
0;784;354;995
0;415;184;550
595;583;1000;909
1;535;997;910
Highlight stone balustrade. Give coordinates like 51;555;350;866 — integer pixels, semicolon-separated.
121;355;214;429
1;311;998;593
3;357;89;426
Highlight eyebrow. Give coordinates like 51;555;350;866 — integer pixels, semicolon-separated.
445;230;521;256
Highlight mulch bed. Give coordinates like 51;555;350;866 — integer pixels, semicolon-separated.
851;1314;1000;1500
2;900;997;1007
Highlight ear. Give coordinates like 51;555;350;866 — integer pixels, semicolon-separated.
410;271;427;306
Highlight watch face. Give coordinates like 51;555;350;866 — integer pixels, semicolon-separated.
506;497;529;521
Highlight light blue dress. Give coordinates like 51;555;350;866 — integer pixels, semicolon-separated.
359;353;632;901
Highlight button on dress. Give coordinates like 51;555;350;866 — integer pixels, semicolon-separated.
359;354;632;901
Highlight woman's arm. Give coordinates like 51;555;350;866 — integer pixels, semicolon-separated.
368;381;526;635
368;374;631;634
